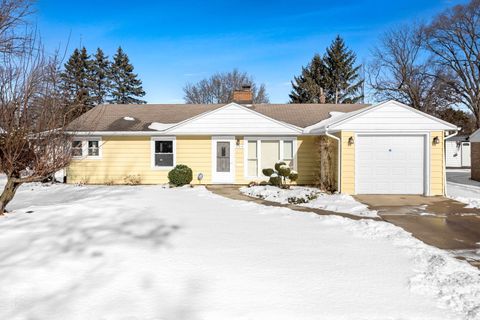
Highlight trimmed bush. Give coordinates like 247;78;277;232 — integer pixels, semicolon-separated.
288;170;298;182
274;161;286;172
168;164;193;186
262;168;275;177
269;175;282;187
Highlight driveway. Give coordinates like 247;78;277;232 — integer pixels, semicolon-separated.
355;170;480;267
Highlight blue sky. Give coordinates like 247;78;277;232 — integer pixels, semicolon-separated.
36;0;466;103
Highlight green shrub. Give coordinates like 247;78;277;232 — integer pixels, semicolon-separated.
288;170;298;182
168;164;193;186
274;161;286;172
277;165;291;177
262;168;275;177
269;175;282;187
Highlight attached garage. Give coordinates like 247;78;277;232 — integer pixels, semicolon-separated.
305;100;460;196
356;134;426;194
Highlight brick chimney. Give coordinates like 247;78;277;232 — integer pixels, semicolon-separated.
233;85;253;105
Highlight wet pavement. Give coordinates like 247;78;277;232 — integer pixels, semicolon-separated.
355;195;480;268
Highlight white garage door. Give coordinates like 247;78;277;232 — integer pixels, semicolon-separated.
356;135;425;194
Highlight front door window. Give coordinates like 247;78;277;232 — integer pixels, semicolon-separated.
216;142;230;172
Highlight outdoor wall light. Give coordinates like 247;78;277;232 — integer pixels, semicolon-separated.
197;173;204;184
236;138;241;146
433;136;440;145
348;136;354;145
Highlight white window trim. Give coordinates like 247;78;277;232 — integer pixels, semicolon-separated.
72;137;103;160
151;136;176;170
243;137;297;179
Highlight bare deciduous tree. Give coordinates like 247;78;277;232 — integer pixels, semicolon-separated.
369;23;455;114
183;69;269;104
0;0;33;55
424;0;480;128
0;1;75;214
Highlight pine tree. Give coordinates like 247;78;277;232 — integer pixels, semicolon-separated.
289;54;327;103
289;36;364;104
60;47;93;114
324;36;363;104
109;47;146;104
90;48;112;105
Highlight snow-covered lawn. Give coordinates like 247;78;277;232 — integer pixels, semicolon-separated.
447;169;480;208
0;177;479;319
240;185;378;217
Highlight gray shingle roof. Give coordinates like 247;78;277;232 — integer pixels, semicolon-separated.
67;103;370;132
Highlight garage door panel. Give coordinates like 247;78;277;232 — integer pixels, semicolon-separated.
356;135;425;194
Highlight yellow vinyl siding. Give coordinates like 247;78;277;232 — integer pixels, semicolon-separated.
296;136;317;185
340;131;355;194
430;131;444;195
67;136;212;184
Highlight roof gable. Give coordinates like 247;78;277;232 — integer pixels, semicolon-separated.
165;103;302;135
326;100;459;131
471;128;480;142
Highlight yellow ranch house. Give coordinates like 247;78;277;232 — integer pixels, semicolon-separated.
67;90;459;196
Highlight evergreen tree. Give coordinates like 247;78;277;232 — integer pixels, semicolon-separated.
90;48;112;105
109;47;146;104
324;36;363;104
289;36;363;104
60;47;93;114
289;54;327;103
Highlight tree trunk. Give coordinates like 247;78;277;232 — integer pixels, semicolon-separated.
0;177;22;214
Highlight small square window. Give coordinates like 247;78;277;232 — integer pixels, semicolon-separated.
88;140;99;156
154;140;174;167
72;140;83;157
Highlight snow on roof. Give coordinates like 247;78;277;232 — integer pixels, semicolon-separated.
123;117;135;121
148;122;177;131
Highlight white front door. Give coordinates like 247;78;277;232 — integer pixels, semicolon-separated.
212;137;235;183
461;142;471;167
356;134;426;194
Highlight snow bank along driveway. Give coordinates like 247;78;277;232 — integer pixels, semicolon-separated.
0;179;479;319
240;185;378;217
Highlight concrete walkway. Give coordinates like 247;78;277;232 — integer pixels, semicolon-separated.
206;185;381;221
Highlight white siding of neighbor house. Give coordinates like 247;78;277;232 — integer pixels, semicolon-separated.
445;140;462;168
331;103;455;131
167;104;301;135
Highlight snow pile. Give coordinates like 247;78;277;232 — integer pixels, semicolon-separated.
123;116;135;121
339;218;480;320
148;122;176;131
0;177;478;319
240;185;378;217
446;170;480;208
448;182;480;209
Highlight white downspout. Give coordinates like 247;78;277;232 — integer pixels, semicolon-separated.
325;127;342;193
443;130;459;197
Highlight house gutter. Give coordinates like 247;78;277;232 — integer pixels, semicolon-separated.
443;130;459;197
325;127;342;193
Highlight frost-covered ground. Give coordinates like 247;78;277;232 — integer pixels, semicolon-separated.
240;185;378;217
447;169;480;208
0;177;479;319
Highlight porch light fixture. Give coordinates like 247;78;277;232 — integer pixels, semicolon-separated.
348;136;354;145
433;136;440;145
197;173;204;184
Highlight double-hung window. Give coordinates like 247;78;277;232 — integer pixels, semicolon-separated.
72;140;83;157
71;138;102;159
152;138;175;168
88;141;100;156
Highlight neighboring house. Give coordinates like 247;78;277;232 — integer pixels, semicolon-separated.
66;94;458;195
470;129;480;182
445;135;471;168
